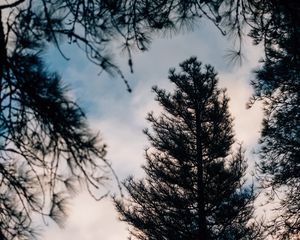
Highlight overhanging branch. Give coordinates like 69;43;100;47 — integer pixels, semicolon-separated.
0;0;25;10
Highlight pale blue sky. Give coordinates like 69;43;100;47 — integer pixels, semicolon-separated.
42;19;264;240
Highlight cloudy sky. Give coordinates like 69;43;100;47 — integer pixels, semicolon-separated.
42;20;264;239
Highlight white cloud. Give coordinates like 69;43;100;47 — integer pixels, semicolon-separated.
42;195;128;240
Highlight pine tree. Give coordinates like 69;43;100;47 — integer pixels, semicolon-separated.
0;45;109;239
115;57;262;240
0;1;120;238
251;12;300;240
247;2;300;238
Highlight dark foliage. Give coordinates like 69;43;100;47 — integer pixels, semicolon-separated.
1;0;299;238
2;0;297;77
0;50;110;239
109;1;300;237
247;1;300;238
115;57;262;240
1;62;111;238
1;1;298;84
0;2;112;238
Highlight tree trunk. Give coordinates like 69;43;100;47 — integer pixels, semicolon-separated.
196;98;207;240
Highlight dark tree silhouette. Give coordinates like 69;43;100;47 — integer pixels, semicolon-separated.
1;0;298;84
2;1;297;78
0;0;135;89
115;57;262;240
0;0;242;83
0;3;114;237
0;1;216;238
248;1;300;238
0;50;112;238
1;0;298;238
117;1;300;237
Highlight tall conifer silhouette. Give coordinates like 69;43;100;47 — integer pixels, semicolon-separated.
115;57;262;240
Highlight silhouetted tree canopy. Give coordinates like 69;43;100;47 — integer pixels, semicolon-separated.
1;0;298;82
249;1;300;237
2;1;298;76
1;1;114;237
1;0;299;238
115;57;262;240
0;50;112;238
